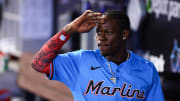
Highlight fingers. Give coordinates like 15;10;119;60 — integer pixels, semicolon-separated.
93;15;105;24
87;12;102;17
84;10;105;24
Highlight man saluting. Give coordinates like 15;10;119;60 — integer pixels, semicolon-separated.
32;10;165;101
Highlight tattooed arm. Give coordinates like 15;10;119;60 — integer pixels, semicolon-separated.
31;30;71;73
31;10;104;74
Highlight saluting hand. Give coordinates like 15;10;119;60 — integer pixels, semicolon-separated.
63;10;104;34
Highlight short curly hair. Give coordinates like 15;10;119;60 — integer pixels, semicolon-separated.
104;10;130;32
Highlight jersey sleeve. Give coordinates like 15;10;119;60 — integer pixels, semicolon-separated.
46;52;80;89
145;65;165;101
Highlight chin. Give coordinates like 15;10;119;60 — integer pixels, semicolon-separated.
99;49;111;56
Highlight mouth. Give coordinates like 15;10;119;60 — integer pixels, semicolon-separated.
98;44;110;49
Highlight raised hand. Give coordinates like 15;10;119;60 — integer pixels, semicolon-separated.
63;10;104;34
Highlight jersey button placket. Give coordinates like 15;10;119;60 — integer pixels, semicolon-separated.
111;62;119;84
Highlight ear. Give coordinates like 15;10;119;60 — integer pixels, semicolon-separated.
122;30;129;40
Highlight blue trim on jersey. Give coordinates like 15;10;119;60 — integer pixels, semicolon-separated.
45;62;53;80
48;49;164;101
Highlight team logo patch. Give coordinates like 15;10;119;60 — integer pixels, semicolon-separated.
59;34;66;41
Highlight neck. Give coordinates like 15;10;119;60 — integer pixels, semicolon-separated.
105;49;129;65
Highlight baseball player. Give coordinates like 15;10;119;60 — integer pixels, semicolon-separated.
32;10;165;101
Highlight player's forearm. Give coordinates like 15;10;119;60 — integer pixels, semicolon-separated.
31;24;73;73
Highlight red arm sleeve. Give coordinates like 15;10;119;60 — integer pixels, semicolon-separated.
31;30;70;74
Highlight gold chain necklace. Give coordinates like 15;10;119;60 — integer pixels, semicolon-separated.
107;52;130;83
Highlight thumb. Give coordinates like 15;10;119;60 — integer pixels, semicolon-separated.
87;23;96;31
